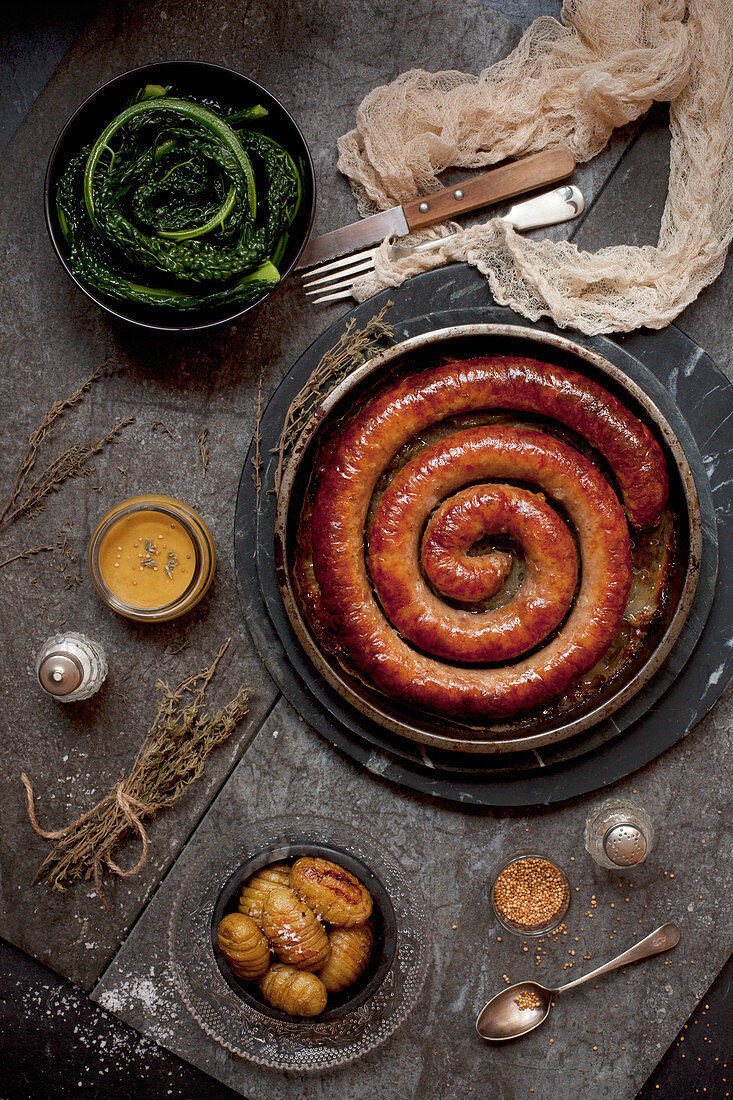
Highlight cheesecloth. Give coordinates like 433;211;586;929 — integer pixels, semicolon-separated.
337;0;732;334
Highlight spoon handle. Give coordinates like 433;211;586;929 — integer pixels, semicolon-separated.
552;922;680;995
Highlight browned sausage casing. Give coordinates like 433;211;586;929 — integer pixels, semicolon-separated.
380;481;578;662
305;356;667;720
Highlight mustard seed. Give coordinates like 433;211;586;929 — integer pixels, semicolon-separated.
514;988;543;1011
493;857;570;932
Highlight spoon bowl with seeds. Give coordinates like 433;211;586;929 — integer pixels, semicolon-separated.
476;922;680;1042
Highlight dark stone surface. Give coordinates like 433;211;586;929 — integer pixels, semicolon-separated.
4;921;732;1098
92;696;733;1099
0;0;635;994
0;937;239;1100
0;0;97;150
0;0;521;994
0;0;731;1098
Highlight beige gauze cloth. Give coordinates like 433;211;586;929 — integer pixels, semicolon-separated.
337;0;733;335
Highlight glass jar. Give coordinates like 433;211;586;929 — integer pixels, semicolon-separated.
584;797;653;869
88;495;215;623
490;850;571;936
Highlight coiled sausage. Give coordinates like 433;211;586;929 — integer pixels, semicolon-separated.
302;357;667;720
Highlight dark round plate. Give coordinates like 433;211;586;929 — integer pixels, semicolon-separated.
211;842;396;1023
274;323;701;753
234;279;729;807
44;60;316;332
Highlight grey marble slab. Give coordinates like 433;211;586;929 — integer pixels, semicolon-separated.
92;690;733;1100
0;0;639;991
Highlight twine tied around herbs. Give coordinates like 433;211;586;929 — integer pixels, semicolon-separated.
338;0;733;335
21;639;250;906
22;778;156;879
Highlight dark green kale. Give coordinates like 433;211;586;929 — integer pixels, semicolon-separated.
55;87;301;312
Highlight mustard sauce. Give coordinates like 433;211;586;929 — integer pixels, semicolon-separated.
98;509;195;609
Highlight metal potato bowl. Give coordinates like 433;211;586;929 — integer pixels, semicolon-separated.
211;841;397;1022
274;324;703;754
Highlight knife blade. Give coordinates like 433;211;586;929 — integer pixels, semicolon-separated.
296;146;575;270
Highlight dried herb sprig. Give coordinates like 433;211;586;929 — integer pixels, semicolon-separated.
0;362;111;528
273;302;393;496
198;425;210;478
151;419;176;439
1;416;135;528
0;545;54;570
21;638;249;904
165;550;179;578
56;531;76;563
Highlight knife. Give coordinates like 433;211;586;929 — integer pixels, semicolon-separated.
296;146;575;270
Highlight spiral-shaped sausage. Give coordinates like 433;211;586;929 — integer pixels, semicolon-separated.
371;475;579;663
302;356;668;721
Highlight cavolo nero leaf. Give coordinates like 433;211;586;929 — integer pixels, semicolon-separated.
55;87;301;312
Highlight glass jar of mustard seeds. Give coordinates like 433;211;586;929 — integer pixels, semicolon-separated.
490;850;571;936
88;495;215;622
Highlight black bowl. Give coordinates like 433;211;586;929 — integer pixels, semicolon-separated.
44;60;316;333
211;842;397;1022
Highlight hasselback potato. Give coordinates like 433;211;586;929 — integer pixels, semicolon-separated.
262;885;331;970
238;862;292;927
318;923;374;992
290;857;373;927
260;963;328;1017
216;912;271;980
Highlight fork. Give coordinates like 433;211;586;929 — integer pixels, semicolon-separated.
301;185;584;304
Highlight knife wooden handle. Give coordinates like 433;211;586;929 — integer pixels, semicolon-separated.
402;147;575;231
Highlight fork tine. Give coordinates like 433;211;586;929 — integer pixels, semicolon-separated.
300;246;377;281
305;271;367;296
303;257;376;290
308;287;356;304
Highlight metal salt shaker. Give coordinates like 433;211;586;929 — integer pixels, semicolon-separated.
35;631;108;702
584;797;654;869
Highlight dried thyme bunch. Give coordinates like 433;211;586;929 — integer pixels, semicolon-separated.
272;301;394;496
197;425;210;478
21;639;249;904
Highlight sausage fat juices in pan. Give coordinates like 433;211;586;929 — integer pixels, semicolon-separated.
297;355;669;720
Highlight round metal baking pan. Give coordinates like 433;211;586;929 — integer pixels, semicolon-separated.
235;288;724;805
274;324;702;754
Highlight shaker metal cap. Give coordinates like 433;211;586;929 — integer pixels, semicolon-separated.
38;652;83;696
603;823;647;866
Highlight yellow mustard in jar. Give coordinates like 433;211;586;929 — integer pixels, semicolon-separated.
98;510;195;609
89;495;215;622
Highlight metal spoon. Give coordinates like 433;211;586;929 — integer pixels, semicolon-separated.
476;921;680;1042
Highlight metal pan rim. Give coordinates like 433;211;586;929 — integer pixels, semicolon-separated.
274;323;702;754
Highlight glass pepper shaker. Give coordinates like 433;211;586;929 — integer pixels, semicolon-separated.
35;631;108;702
584;797;654;869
